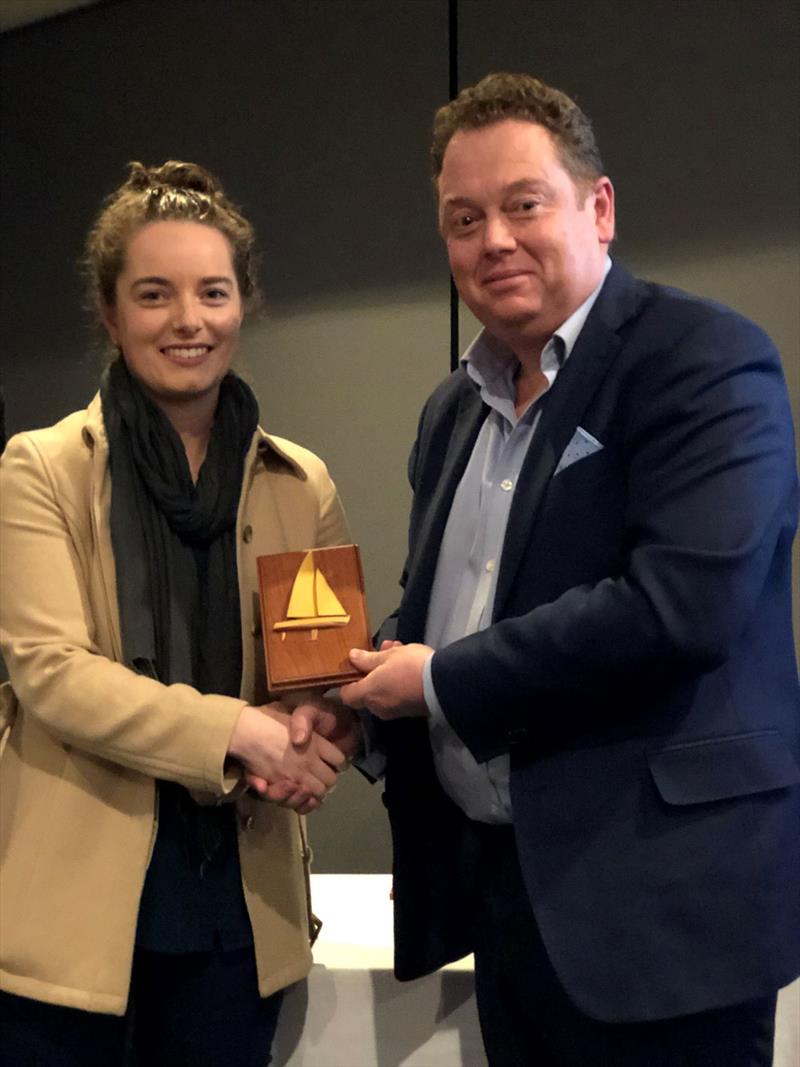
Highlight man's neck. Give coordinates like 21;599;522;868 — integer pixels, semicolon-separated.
513;360;550;417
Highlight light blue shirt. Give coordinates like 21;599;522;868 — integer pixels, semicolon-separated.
423;261;611;822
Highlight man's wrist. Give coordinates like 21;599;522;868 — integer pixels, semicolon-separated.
422;652;445;724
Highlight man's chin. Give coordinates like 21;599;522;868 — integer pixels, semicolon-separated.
486;306;547;336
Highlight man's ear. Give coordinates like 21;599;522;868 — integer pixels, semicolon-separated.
594;177;615;245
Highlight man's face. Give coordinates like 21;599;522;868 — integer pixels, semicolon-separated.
438;119;615;354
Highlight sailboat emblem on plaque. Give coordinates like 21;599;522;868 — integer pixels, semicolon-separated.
273;551;351;638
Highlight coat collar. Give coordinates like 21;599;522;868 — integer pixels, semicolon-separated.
254;428;308;480
79;392;308;481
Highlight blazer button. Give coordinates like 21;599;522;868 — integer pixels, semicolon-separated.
242;814;255;831
242;525;253;543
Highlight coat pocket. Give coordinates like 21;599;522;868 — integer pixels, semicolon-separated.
647;730;800;805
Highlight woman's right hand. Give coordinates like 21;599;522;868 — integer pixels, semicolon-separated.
228;703;345;814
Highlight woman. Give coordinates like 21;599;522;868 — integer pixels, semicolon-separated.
0;161;354;1065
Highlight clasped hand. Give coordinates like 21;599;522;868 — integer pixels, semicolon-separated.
339;641;432;719
228;693;361;815
229;643;431;814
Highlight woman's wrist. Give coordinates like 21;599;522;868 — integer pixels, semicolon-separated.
227;705;262;766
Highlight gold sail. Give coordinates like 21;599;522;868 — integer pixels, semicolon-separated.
274;551;350;630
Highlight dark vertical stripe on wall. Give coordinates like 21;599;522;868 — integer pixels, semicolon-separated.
448;0;460;371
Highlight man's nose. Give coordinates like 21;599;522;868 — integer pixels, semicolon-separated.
483;213;516;255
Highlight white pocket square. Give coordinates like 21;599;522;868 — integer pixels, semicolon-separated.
554;426;604;475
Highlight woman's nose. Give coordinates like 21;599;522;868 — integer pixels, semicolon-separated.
172;297;202;334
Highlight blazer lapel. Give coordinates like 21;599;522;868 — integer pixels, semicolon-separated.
401;378;487;637
492;263;639;619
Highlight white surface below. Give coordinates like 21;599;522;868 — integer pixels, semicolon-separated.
273;875;799;1067
274;875;484;1066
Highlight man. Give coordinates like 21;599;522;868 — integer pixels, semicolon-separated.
299;73;800;1064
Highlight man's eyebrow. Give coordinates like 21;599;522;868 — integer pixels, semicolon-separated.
441;196;479;211
504;178;552;196
441;179;553;211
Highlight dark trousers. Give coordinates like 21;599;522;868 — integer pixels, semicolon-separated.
472;825;777;1067
1;943;283;1067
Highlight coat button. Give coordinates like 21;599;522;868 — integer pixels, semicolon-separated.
243;814;255;831
242;525;253;543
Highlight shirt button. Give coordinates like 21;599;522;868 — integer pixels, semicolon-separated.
500;479;513;491
485;559;495;573
242;525;253;543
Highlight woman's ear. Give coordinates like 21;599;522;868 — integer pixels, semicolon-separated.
101;304;119;347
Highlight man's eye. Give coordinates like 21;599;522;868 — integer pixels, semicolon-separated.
450;213;477;232
515;199;539;213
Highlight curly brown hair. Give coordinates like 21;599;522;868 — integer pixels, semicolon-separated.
85;160;259;314
431;73;605;190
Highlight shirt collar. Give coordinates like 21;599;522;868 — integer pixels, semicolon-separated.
463;255;612;395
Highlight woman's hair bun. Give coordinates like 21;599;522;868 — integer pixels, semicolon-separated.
85;159;259;314
124;160;220;197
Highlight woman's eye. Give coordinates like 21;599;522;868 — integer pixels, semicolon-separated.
139;290;165;303
205;288;229;301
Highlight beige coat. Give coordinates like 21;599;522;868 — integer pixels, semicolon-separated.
0;394;350;1014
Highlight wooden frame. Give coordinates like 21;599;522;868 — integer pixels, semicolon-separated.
257;544;371;692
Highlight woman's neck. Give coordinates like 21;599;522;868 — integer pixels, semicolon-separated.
155;390;219;482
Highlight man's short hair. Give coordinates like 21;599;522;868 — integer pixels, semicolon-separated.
431;73;605;190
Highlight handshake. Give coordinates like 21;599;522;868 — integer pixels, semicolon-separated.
227;691;362;816
226;640;433;815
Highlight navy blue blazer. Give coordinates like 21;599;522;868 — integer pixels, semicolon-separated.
381;261;800;1022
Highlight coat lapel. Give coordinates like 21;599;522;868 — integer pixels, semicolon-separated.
492;263;640;619
83;395;126;663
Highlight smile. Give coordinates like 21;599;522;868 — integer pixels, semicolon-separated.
482;270;530;286
160;345;212;360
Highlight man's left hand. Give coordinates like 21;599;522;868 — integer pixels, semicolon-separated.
340;644;432;720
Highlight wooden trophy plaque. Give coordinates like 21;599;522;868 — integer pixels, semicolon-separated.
257;544;371;693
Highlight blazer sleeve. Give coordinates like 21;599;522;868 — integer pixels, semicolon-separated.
0;432;246;794
431;311;798;760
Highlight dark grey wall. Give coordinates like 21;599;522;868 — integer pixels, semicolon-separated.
0;0;450;432
459;0;800;644
2;0;798;871
461;0;799;259
0;0;451;872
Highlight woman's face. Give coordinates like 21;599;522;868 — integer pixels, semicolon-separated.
103;220;243;411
